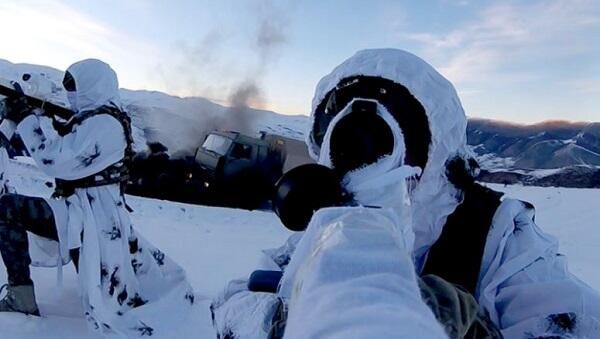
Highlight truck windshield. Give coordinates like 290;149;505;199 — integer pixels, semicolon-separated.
202;134;233;156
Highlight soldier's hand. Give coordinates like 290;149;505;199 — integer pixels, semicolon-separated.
1;95;32;124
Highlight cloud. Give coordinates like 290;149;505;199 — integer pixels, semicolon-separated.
569;78;600;94
441;0;471;7
380;3;410;33
0;0;161;89
398;0;600;86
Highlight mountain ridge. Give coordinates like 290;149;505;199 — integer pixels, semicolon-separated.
1;59;599;187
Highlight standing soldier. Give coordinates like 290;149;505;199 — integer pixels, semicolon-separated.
0;59;194;337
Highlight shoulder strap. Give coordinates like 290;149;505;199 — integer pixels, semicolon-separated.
421;183;503;295
55;104;131;137
56;105;133;156
94;105;135;160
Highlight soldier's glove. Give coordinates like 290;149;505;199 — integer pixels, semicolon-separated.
1;95;33;124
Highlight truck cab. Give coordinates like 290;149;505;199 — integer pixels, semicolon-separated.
194;131;284;207
127;130;311;209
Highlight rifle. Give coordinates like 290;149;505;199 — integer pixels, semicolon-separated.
0;82;73;120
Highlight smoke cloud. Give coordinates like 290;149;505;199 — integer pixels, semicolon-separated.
256;0;288;64
222;0;290;135
149;0;293;157
217;81;262;134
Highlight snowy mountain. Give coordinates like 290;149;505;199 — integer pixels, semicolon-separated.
2;59;599;188
120;89;308;156
468;119;600;187
0;59;309;156
468;119;600;169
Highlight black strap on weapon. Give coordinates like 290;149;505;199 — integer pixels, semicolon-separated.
421;183;503;295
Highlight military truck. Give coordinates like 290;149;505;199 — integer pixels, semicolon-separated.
193;131;285;207
127;130;313;209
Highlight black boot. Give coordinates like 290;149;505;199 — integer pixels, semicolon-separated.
0;283;40;316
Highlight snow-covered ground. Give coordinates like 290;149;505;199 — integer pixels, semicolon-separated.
0;158;598;338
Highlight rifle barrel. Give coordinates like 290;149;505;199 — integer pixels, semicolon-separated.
0;84;73;120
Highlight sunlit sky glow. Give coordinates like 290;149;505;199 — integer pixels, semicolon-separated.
1;0;599;123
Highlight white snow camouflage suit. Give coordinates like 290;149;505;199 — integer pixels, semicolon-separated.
212;49;600;338
1;59;194;338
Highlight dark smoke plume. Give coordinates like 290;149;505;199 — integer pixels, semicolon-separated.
218;81;263;134
152;0;292;156
222;0;290;135
255;0;288;64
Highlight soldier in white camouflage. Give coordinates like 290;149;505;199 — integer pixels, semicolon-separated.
0;59;194;337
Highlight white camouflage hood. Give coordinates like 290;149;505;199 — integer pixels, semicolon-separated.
65;59;121;113
308;48;471;264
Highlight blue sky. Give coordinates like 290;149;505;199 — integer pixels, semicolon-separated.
0;0;599;123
